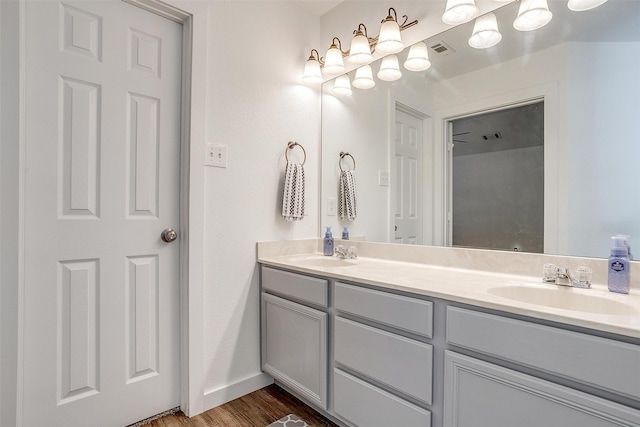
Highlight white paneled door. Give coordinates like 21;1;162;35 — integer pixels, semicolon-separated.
22;1;183;425
393;108;423;245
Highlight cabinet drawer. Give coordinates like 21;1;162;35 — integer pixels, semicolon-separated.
261;293;327;409
447;306;640;401
444;351;640;427
335;317;433;405
262;266;328;308
334;369;431;427
335;282;433;338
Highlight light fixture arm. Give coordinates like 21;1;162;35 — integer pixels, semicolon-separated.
381;7;413;28
330;37;346;55
353;23;369;38
308;48;322;64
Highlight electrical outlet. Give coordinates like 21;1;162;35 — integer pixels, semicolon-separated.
327;197;337;216
206;144;227;168
378;170;390;186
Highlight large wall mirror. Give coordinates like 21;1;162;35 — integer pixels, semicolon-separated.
321;0;640;259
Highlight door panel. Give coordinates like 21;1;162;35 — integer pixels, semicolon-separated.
22;2;183;425
393;108;423;244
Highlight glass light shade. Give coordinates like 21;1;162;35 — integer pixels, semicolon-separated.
442;0;480;25
513;0;553;31
468;13;502;49
377;55;402;82
376;19;403;54
302;57;323;83
349;32;373;65
403;42;431;72
323;44;345;75
332;75;352;96
353;65;376;89
568;0;608;11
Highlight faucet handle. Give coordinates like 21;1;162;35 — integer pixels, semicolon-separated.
542;263;556;283
572;266;592;288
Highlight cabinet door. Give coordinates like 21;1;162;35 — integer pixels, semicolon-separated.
444;351;640;427
261;293;327;410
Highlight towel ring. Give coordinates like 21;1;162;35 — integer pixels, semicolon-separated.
285;141;306;165
339;151;356;172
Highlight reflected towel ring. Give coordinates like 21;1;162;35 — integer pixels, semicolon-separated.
339;151;356;172
285;141;306;165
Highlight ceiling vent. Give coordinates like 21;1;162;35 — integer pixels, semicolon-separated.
429;41;456;56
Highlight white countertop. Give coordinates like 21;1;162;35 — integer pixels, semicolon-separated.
258;250;640;339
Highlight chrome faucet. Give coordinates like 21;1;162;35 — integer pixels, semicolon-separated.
543;265;591;289
334;245;357;259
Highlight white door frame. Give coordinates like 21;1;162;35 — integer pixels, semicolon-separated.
433;82;561;253
16;0;208;421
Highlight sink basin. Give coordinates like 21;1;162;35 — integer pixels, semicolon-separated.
488;284;639;316
293;256;358;268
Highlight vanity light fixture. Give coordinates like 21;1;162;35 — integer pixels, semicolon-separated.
377;55;402;81
332;74;353;96
376;8;406;54
513;0;553;31
403;42;431;71
302;8;417;83
302;49;323;83
349;24;373;65
353;65;376;89
442;0;480;25
323;37;346;75
567;0;608;11
468;12;502;49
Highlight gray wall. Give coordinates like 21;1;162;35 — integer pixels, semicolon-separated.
453;146;544;253
1;1;20;425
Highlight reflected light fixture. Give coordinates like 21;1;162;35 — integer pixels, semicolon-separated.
403;42;431;72
442;0;480;25
353;65;376;89
376;8;405;54
332;74;353;96
302;49;323;83
568;0;608;11
323;37;346;75
468;13;502;49
377;55;402;81
349;24;373;65
513;0;553;31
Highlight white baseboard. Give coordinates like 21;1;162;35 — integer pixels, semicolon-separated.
203;372;274;411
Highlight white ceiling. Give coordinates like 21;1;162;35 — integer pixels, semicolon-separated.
296;0;343;16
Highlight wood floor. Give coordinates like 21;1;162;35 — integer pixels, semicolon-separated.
147;384;338;427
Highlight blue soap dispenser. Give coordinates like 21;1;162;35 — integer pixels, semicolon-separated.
323;227;334;256
608;235;630;294
342;226;349;240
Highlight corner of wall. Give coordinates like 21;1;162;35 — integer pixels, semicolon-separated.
0;0;21;425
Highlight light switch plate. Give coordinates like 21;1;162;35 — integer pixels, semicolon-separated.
206;144;227;168
327;197;337;216
378;170;390;186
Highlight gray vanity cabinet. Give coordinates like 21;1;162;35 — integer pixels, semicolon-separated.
259;265;640;427
333;282;433;427
261;267;329;410
444;307;640;427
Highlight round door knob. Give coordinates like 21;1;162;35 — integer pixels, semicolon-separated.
161;228;178;243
